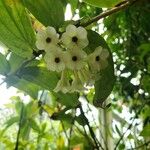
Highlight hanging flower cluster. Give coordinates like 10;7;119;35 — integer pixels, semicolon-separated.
36;25;109;93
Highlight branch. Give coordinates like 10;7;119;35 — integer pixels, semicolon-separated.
79;104;104;150
114;101;149;150
128;141;150;150
79;0;138;27
14;103;24;150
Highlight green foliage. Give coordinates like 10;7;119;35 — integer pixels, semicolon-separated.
22;0;64;28
19;66;59;91
85;30;115;106
83;0;122;8
0;0;36;58
0;53;10;75
53;92;79;108
140;125;150;137
0;0;150;149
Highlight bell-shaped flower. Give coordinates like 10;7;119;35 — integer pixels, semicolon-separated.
87;46;109;72
70;71;85;92
36;26;59;51
66;48;87;70
61;24;89;49
54;70;70;93
77;67;91;84
44;46;66;72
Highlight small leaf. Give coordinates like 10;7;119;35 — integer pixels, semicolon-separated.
83;0;123;8
23;0;64;28
0;0;36;58
140;125;150;137
76;114;87;126
29;119;40;132
5;116;19;129
0;53;10;75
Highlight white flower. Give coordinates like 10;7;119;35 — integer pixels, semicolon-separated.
70;71;85;92
66;48;87;70
44;46;66;72
54;70;70;93
61;24;89;49
36;26;59;50
77;67;91;84
87;46;109;72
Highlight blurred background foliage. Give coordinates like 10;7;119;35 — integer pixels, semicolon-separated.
0;0;150;149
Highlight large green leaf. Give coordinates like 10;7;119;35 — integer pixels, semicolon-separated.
83;0;123;8
53;92;79;108
8;52;25;74
85;30;115;107
19;66;59;91
22;0;64;28
0;0;36;58
6;75;41;99
0;53;10;75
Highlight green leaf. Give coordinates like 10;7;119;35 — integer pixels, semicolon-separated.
0;0;36;58
5;116;19;129
29;119;40;132
19;66;59;90
140;125;150;137
76;114;87;126
85;30;115;107
83;0;123;8
23;0;64;28
8;52;25;74
6;75;41;99
53;92;79;108
0;53;10;75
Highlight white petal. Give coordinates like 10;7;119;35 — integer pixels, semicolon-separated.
66;24;77;36
101;49;109;59
36;40;46;50
77;38;89;49
77;27;87;39
46;26;57;35
61;33;72;47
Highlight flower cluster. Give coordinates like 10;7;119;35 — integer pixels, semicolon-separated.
36;25;109;93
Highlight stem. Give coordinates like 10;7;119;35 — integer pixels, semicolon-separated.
68;110;76;150
79;104;104;150
128;141;150;150
0;80;5;86
74;124;95;148
61;120;69;141
84;95;109;149
79;0;138;27
114;101;149;150
14;103;24;150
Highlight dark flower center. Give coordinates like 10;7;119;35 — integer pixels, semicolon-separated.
95;56;100;61
55;57;60;63
46;37;51;43
72;56;78;61
72;36;78;43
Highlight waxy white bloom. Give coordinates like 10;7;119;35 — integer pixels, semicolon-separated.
36;26;59;50
77;67;91;84
87;46;109;72
61;24;89;49
54;70;70;93
71;71;85;92
44;46;66;72
66;48;87;70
